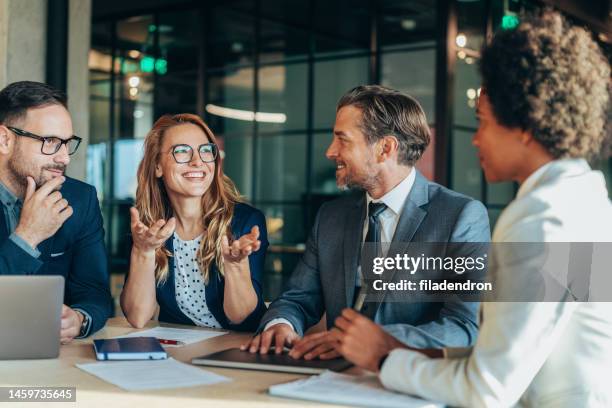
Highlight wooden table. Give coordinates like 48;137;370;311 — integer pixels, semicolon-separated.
0;317;351;407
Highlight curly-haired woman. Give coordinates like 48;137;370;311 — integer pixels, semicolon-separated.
120;114;268;331
331;9;612;407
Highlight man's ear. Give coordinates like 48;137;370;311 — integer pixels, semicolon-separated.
0;125;13;154
378;135;398;162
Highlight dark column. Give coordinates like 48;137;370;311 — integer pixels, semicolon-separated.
46;0;69;92
434;0;457;187
368;0;381;84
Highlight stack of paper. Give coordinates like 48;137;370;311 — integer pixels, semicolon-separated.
115;326;227;346
76;358;230;391
269;371;442;408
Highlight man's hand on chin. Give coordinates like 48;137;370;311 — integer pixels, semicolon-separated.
60;305;83;344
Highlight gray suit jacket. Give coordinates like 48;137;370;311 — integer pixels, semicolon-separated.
260;171;491;348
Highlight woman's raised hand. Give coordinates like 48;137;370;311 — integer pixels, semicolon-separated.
130;207;176;254
221;225;261;265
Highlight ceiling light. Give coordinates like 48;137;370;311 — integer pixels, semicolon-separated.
401;19;417;30
205;104;287;124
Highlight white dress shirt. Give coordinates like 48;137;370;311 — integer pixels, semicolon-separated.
379;159;612;407
266;168;416;332
364;166;417;245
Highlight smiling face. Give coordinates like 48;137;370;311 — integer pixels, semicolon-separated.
155;123;216;199
326;105;380;191
472;94;526;183
4;104;72;192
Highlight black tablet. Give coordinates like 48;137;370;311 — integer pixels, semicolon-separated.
192;348;352;374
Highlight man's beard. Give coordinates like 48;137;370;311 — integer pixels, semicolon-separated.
336;162;380;193
7;147;66;194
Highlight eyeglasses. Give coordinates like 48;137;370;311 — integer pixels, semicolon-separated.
7;126;82;155
169;143;218;164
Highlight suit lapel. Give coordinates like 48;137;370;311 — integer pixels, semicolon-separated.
343;195;366;308
387;201;426;259
389;170;429;253
166;237;176;288
377;171;429;304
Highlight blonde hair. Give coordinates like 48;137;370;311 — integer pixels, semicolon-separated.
135;113;243;284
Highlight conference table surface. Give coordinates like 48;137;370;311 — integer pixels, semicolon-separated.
0;317;360;407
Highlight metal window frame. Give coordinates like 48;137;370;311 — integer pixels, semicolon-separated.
91;0;478;271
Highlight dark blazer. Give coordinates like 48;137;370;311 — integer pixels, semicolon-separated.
0;177;113;334
259;170;491;348
152;203;268;332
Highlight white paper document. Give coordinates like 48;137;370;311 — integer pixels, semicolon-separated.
115;326;227;346
76;358;231;391
269;371;442;408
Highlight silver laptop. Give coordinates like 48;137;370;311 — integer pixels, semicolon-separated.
0;276;64;359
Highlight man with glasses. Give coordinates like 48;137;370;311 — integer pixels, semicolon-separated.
0;81;112;343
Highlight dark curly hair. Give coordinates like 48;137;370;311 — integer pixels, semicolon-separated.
479;9;611;159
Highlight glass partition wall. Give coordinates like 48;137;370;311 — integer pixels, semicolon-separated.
89;0;611;303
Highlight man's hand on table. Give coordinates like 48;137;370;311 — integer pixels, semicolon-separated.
241;323;300;354
60;305;84;344
241;323;342;360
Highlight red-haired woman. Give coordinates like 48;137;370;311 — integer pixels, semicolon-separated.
120;114;267;331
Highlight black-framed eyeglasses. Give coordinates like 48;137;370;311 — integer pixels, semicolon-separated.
169;143;218;164
7;126;82;155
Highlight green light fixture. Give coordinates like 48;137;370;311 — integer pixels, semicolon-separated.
155;59;167;75
140;56;155;73
501;14;520;30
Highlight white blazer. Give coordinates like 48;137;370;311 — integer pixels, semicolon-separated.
379;159;612;407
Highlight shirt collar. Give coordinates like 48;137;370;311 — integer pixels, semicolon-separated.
0;181;20;209
367;167;416;216
516;158;589;199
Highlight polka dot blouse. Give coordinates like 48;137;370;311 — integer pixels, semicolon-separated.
173;233;222;328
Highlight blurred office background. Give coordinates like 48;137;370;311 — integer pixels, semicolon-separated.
1;0;610;312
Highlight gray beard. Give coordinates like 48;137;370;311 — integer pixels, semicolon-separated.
338;173;381;195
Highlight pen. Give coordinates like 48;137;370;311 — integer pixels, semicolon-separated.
157;338;185;346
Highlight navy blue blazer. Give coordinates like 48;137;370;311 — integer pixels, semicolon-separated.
153;203;268;332
0;177;113;335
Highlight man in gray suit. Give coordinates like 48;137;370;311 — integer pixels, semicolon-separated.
243;85;490;359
